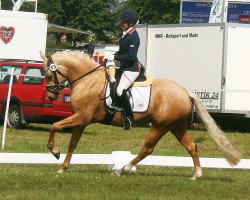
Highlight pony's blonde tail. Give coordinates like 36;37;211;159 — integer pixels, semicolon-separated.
188;91;242;166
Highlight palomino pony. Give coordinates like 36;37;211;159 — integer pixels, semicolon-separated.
40;51;241;180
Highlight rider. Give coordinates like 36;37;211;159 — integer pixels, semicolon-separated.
106;9;141;130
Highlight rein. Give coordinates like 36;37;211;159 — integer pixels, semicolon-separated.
69;64;103;85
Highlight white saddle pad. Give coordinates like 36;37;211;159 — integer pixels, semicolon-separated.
105;84;151;113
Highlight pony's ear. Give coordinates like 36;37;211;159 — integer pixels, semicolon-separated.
39;51;46;60
39;51;48;66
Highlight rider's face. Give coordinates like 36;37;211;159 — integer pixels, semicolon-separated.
120;22;132;31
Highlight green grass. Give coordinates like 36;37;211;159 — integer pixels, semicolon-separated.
0;123;249;200
0;164;249;200
0;123;249;157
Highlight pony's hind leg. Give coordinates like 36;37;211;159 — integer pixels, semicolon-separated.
114;127;167;175
171;121;202;180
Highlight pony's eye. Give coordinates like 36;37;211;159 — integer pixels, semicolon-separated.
47;75;53;81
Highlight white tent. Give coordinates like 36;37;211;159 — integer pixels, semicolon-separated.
47;23;90;35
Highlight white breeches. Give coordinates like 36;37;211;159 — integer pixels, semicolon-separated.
116;71;140;97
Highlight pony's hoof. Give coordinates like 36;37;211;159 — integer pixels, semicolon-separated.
191;174;202;180
110;169;123;176
110;171;121;176
54;153;60;160
57;168;64;174
51;147;60;159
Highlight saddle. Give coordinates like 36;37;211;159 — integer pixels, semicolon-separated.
102;67;152;125
110;66;151;107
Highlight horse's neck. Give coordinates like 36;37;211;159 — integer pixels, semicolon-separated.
70;63;106;91
71;68;106;104
62;57;99;83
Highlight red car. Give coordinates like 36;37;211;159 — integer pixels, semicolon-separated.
0;60;72;128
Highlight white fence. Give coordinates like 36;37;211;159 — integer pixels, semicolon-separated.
0;152;249;170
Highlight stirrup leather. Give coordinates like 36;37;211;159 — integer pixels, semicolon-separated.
123;116;133;130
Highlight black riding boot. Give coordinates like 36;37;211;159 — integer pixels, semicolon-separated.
110;82;117;106
120;90;134;130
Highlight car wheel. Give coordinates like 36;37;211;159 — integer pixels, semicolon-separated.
8;104;22;129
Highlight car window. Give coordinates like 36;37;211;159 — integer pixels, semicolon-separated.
0;65;22;84
23;67;43;84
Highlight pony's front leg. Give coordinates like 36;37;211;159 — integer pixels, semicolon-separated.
58;125;85;174
47;125;59;159
47;113;83;159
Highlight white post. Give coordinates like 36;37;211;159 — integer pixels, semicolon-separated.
221;0;228;23
2;68;15;149
35;0;37;12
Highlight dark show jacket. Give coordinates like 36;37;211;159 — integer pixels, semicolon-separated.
114;27;141;72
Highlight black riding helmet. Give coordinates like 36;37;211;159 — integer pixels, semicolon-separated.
118;9;139;25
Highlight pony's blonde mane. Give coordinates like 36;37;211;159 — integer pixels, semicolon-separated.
52;50;98;68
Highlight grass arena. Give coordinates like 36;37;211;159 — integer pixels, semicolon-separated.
0;123;249;200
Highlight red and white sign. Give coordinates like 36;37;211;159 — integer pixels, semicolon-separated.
0;26;15;44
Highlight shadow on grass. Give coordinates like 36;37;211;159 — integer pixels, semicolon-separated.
69;165;199;180
19;124;96;136
69;166;236;183
191;118;250;133
23;125;50;132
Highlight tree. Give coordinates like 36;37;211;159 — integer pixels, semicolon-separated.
1;0;37;12
38;0;116;43
1;0;14;10
122;0;180;24
1;0;118;44
1;0;181;43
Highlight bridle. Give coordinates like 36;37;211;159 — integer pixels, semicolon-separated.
45;61;104;95
45;63;69;95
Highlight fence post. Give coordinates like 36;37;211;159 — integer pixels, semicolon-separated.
2;68;15;149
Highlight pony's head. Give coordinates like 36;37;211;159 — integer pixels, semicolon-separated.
40;51;69;100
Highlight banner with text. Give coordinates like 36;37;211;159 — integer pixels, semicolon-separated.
209;0;228;23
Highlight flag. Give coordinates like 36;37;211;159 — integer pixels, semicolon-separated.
209;0;228;23
12;0;25;11
12;0;37;11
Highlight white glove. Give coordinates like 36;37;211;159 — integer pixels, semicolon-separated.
107;54;115;62
109;77;116;83
106;60;115;67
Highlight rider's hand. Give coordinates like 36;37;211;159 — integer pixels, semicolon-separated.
107;54;115;62
106;61;115;67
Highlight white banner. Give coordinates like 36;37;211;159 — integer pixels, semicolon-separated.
209;0;228;23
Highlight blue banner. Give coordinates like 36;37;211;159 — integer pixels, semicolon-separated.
181;1;250;23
